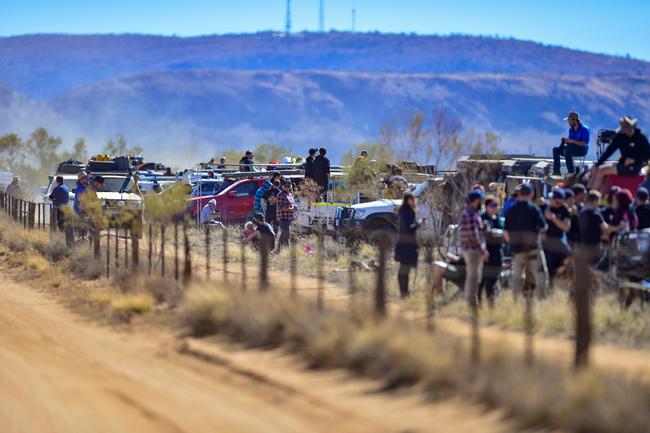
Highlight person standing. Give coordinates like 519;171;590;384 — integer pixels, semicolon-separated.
589;116;650;192
394;192;423;298
49;176;70;230
217;157;227;170
263;180;281;232
304;148;317;180
633;187;650;230
312;147;330;198
578;191;608;265
239;151;255;172
552;112;590;175
459;190;488;307
504;183;549;298
6;176;23;198
479;196;503;307
73;171;90;215
276;180;298;248
254;179;272;215
542;189;572;281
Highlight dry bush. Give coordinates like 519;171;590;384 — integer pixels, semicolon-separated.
112;269;183;306
68;246;104;280
180;286;650;433
109;293;154;321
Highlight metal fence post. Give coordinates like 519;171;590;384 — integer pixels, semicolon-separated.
205;224;210;280
148;224;153;274
240;241;247;290
160;225;166;277
290;234;297;295
114;223;120;269
106;223;111;278
574;246;591;369
316;231;324;310
222;227;228;282
131;220;140;270
124;226;129;269
259;238;269;290
183;224;192;283
174;223;179;280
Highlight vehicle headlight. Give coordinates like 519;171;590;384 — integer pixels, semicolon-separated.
116;200;126;207
354;209;366;218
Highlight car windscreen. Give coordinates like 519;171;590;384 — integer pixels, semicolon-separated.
99;177;131;193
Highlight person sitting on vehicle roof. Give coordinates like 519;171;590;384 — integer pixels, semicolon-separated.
312;147;331;198
633;187;650;230
239;151;255;172
304;148;317;180
552;112;590;176
200;199;224;226
588;116;650;192
164;167;173;177
217;157;227;170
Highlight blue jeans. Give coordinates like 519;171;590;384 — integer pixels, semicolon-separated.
553;143;588;174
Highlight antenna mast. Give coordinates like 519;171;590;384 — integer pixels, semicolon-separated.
285;0;292;36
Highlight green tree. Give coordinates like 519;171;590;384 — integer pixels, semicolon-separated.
0;133;24;172
26;127;63;173
103;134;143;156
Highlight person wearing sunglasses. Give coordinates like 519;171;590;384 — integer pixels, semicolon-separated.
479;196;504;307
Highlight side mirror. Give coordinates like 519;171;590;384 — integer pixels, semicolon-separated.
228;190;238;198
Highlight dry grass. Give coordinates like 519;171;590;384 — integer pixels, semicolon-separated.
438;291;650;349
181;286;650;433
109;293;155;319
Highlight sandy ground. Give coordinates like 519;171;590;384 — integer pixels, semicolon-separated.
0;274;520;433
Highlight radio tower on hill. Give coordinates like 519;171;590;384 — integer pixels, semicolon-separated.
285;0;292;36
319;0;325;32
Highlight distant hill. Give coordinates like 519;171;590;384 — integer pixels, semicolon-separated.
2;33;650;99
1;33;649;164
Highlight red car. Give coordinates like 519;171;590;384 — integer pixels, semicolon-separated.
190;177;267;224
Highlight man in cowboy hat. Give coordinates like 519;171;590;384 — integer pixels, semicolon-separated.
552;111;590;175
588;116;650;192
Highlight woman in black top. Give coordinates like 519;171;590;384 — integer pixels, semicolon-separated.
394;193;422;298
480;197;503;307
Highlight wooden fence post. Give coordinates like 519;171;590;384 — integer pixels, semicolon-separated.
316;231;324;310
174;223;179;280
205;224;210;280
240;241;247;291
574;246;592;368
375;235;388;317
160;225;166;277
183;224;192;283
222;227;228;282
106;223;111;278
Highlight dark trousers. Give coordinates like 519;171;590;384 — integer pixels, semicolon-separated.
278;219;291;248
553;143;588;174
397;263;414;298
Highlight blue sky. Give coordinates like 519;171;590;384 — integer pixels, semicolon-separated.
3;0;649;60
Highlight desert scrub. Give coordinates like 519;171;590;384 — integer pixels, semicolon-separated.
439;291;650;349
180;286;650;433
109;293;155;320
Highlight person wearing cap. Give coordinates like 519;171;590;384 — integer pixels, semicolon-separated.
49;175;70;231
312;147;331;198
254;212;276;250
552;112;590;176
276;180;297;248
633;187;650;230
589;116;650;192
479;195;504;307
5;176;23;199
459;189;488;308
504;183;549;298
239;150;255;172
217;157;227;170
304;148;317;180
578;190;608;265
542;188;572;280
263;179;281;232
73;171;90;215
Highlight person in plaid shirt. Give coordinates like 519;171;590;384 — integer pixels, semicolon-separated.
459;189;488;308
276;180;298;248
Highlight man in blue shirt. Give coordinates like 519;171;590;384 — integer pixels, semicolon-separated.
73;171;90;215
49;176;70;230
552;111;590;175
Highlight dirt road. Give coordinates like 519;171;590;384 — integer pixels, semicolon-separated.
0;275;516;433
